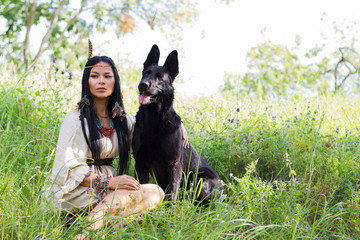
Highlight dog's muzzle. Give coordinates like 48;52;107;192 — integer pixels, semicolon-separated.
138;81;150;92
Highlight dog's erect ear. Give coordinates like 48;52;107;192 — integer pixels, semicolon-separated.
143;44;160;69
163;50;179;81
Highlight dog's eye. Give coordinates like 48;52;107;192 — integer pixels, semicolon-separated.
156;74;163;81
143;71;151;76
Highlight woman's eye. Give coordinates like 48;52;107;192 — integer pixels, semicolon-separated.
90;75;98;78
105;75;113;78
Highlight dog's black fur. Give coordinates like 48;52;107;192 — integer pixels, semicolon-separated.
132;44;223;203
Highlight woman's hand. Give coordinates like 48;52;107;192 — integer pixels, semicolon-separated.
108;175;140;191
180;122;189;148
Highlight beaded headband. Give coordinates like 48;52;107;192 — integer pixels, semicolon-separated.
84;65;112;68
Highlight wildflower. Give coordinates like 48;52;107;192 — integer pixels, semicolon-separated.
55;78;58;82
52;57;58;63
66;63;70;68
284;152;291;163
34;138;37;145
55;67;59;73
236;108;240;112
61;70;65;75
69;72;73;80
15;208;24;213
85;187;94;195
27;127;32;131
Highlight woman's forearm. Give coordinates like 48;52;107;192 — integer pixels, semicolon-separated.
80;171;101;187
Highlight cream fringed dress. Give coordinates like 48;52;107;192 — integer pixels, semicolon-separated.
44;110;135;211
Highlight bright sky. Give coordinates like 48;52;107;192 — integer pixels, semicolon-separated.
2;0;359;96
95;0;359;97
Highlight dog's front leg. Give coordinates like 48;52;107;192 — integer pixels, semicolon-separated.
169;161;183;203
135;163;149;184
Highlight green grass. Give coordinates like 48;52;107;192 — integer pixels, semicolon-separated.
0;66;359;239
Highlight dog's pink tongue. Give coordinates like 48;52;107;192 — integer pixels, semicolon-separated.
139;94;151;105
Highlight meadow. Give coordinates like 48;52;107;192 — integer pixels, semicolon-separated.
0;63;359;239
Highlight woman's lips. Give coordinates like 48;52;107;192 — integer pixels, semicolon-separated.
97;88;106;91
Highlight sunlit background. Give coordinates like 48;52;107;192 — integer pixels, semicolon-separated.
91;0;360;96
1;0;359;96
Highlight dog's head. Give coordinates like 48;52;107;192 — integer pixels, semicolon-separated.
138;44;179;105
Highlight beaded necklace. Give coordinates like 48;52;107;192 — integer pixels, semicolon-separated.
95;118;114;138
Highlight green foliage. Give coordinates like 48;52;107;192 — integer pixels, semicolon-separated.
334;47;360;91
222;29;360;98
222;40;333;98
0;85;64;239
1;63;360;238
0;0;198;70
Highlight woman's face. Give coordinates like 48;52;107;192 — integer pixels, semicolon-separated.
88;61;115;100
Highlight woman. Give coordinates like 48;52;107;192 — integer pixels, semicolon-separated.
45;52;187;238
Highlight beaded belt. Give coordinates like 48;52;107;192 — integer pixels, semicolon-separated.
86;158;114;167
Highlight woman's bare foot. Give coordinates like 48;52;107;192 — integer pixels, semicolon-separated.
74;231;88;240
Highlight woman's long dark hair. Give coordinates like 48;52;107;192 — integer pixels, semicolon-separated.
79;56;130;175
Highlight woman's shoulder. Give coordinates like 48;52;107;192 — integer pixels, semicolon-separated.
62;109;81;126
65;109;80;118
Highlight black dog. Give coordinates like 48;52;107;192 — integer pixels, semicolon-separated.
132;44;223;203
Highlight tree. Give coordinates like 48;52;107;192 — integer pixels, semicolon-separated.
221;18;360;99
221;39;360;98
221;40;331;99
0;0;197;70
333;47;360;92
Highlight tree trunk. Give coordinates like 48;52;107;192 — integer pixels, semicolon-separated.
24;2;37;69
26;0;86;72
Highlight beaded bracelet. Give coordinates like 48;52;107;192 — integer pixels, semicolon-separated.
102;176;112;189
93;176;102;197
99;176;112;199
93;175;112;200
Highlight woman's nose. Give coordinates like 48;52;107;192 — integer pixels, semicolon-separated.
98;76;105;83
